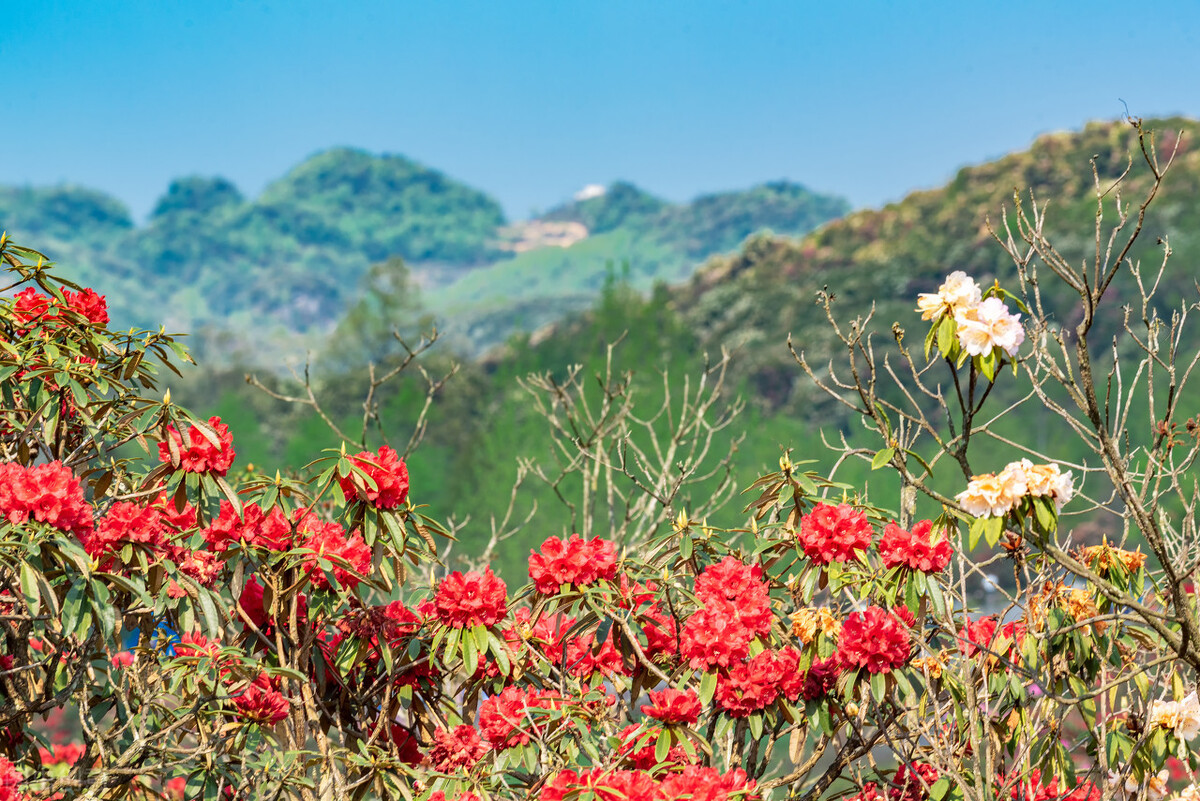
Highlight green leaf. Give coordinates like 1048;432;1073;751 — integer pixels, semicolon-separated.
929;778;951;801
19;562;40;617
655;729;672;763
936;315;956;356
680;534;693;561
871;447;895;471
748;712;763;740
983;515;1005;548
462;628;478;674
870;671;886;703
699;671;718;707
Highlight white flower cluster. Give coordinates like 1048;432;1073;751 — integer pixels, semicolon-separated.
955;459;1075;519
1150;691;1200;741
917;271;1025;358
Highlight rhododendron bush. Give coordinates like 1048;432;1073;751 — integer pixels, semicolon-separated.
1;119;1199;801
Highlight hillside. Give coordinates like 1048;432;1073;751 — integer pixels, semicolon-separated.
427;179;850;350
677;117;1200;412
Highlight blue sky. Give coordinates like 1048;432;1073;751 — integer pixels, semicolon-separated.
3;0;1199;222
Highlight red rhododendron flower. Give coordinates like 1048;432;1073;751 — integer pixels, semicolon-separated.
879;520;952;573
680;600;754;670
838;606;912;673
640;605;679;662
428;793;481;801
957;615;1025;660
716;650;788;717
658;765;759;800
434;567;508;629
478;685;560;748
0;460;93;538
338;445;409;509
232;672;289;725
62;288;109;324
428;724;489;772
158;416;235;475
642;687;702;725
891;762;940;801
528;533;618;594
201;501;292;553
83;501;168;564
236;575;308;638
541;768;661;801
797;502;874;565
174;632;222;660
562;628;629;679
11;287;53;326
694;557;775;637
800;655;841;701
294;509;371;590
39;742;86;766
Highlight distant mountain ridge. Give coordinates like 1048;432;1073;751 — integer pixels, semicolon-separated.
0;149;849;360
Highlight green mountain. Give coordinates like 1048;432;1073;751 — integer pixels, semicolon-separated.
0;153;847;361
427;179;850;350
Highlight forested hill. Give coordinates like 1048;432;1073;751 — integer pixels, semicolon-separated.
674;117;1200;413
0;150;848;361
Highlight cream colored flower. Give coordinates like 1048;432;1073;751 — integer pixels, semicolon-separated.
1148;770;1171;801
1177;782;1200;801
1110;770;1171;801
956;465;1027;518
1151;691;1200;741
917;271;982;321
955;296;1025;357
1024;461;1076;510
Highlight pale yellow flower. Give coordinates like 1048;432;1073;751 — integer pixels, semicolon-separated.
917;271;982;321
956;467;1026;518
1150;691;1200;742
1023;461;1076;510
955;296;1025;357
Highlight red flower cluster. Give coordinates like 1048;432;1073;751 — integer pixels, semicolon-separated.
293;509;371;590
878;520;953;573
680;558;774;670
798;503;874;564
714;648;807;717
337;445;409;509
0;755;22;801
201;501;293;553
890;763;940;801
642;688;702;725
541;765;758;801
998;770;1102;801
528;534;618;594
232;672;289;725
435;568;508;629
837;606;912;674
427;724;489;773
158;416;236;475
801;656;842;701
0;461;93;538
11;286;109;328
478;685;561;748
680;602;754;670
